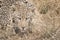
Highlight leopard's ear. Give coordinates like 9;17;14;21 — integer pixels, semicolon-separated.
27;4;37;18
9;5;16;13
27;8;36;18
27;11;34;18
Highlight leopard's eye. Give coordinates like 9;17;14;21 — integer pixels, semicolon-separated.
19;18;21;20
26;18;29;20
12;8;16;12
12;18;17;23
26;18;31;21
12;19;15;23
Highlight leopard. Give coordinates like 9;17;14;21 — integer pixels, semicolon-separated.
9;1;36;37
9;1;50;38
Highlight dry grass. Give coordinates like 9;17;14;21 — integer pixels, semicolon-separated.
0;0;60;40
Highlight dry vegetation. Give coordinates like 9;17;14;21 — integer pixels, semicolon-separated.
0;0;60;40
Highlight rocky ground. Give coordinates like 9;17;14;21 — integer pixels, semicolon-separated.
0;0;60;40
